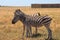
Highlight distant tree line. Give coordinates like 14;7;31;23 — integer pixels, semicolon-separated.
31;4;60;8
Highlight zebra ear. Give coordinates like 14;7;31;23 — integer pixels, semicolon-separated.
16;12;20;15
15;9;21;15
17;9;20;11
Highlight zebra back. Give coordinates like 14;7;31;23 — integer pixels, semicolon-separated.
25;14;52;27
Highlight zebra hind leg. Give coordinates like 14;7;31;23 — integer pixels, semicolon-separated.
35;27;38;34
45;23;53;40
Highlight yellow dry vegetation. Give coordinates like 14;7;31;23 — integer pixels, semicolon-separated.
0;6;60;40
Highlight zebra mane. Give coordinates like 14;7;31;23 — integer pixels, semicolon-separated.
15;9;21;12
15;9;25;16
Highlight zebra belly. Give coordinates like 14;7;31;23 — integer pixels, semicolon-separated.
29;22;43;27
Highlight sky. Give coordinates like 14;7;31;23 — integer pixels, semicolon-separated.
0;0;60;6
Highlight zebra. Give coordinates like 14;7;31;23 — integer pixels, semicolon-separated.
12;9;52;40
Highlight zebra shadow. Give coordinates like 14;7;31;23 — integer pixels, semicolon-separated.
31;33;42;38
31;33;57;40
45;38;57;40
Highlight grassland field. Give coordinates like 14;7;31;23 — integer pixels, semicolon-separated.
0;6;60;40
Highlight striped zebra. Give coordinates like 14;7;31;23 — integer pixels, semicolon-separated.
12;9;52;40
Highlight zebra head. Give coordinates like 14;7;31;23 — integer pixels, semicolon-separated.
12;9;25;24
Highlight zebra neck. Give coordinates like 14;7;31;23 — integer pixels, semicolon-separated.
19;15;26;22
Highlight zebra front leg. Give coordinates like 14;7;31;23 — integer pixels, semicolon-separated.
30;27;32;37
29;26;32;37
26;25;32;37
25;24;31;37
22;25;25;37
25;25;29;37
22;25;25;40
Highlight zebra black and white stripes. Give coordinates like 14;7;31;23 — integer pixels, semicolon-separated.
30;13;52;27
12;9;52;40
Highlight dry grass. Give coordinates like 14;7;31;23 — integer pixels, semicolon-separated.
0;6;60;40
